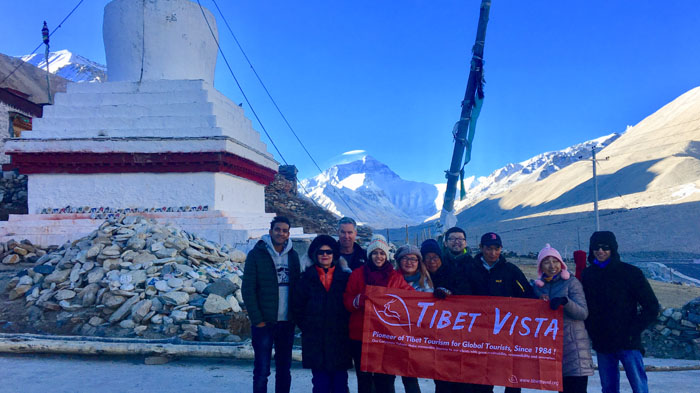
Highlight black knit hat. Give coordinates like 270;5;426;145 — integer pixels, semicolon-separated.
420;239;442;260
308;234;339;260
588;231;620;263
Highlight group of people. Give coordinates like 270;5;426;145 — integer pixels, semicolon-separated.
241;216;660;393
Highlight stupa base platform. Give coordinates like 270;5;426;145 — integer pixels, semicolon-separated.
0;210;294;247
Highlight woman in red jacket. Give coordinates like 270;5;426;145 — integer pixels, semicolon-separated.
343;234;413;393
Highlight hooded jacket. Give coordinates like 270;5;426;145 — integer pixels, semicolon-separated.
241;235;300;326
533;275;594;377
292;262;352;371
581;257;659;354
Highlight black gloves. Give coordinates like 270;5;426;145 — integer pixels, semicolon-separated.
434;287;453;299
549;297;568;310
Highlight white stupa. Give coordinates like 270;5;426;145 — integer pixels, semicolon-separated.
1;0;285;246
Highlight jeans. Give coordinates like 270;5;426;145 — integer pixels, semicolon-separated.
252;321;295;393
312;369;349;393
597;350;648;393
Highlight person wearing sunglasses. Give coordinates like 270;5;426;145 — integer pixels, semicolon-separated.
293;235;352;393
581;231;659;393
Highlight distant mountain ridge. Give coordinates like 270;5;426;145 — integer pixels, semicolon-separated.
20;49;106;83
299;133;621;229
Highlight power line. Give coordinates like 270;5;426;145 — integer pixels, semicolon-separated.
196;0;288;165
0;0;85;86
205;0;363;221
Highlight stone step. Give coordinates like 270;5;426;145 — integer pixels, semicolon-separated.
53;90;211;107
66;79;208;94
17;127;230;139
42;102;215;119
33;115;220;132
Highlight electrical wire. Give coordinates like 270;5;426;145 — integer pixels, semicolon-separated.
196;0;288;165
0;0;85;86
205;0;363;221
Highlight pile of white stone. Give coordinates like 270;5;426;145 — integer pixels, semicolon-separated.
6;215;250;342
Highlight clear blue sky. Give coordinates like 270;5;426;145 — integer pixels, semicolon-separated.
2;1;699;184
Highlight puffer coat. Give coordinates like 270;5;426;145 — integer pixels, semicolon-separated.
532;275;594;377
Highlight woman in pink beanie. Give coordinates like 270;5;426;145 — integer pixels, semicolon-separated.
532;244;593;393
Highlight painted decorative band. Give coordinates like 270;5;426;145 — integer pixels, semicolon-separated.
3;152;277;185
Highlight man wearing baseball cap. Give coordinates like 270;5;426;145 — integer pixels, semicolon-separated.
468;232;535;393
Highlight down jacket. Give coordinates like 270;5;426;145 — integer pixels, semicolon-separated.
533;275;594;377
292;264;352;371
343;265;413;341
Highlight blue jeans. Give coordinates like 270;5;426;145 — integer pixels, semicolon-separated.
597;350;648;393
252;321;295;393
311;369;349;393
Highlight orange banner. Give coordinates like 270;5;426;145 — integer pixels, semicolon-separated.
361;286;563;390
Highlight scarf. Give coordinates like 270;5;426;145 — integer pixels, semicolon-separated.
404;272;420;284
593;258;611;268
364;261;394;287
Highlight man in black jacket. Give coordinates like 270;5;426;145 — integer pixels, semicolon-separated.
468;232;534;393
582;231;659;393
337;216;367;271
441;226;474;270
242;216;301;393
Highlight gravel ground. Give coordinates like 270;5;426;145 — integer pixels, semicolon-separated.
1;353;699;393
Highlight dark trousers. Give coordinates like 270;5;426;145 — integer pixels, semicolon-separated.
560;376;588;393
350;340;395;393
251;321;295;393
434;380;471;393
312;369;349;393
401;376;421;393
470;385;521;393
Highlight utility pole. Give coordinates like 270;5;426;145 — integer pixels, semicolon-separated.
590;147;609;231
592;147;599;231
439;0;491;232
42;21;52;104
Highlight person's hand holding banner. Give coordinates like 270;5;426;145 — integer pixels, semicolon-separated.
361;286;563;390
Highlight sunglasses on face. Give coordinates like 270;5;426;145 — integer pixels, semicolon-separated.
594;245;611;251
317;249;334;256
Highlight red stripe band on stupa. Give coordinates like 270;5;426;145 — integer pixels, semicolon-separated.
3;151;277;185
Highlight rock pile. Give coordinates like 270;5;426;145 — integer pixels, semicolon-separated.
0;239;54;265
5;215;249;342
643;297;700;359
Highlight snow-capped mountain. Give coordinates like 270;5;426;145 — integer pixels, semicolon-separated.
21;49;106;83
447;133;621;214
301;135;621;229
299;156;440;229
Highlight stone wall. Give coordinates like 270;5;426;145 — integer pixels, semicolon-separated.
0;174;27;220
1;102;15;165
642;297;700;359
264;172;372;241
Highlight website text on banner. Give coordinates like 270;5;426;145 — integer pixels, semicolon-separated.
361;286;563;390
